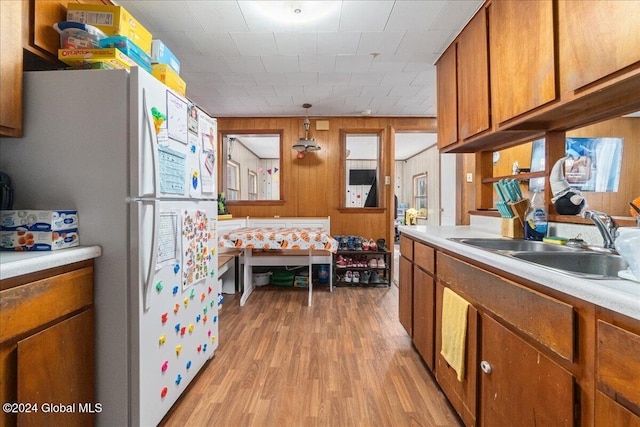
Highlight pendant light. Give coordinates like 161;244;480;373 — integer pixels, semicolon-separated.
293;103;321;154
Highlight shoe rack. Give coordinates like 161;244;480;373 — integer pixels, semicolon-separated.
333;250;392;287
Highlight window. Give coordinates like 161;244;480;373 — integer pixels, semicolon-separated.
413;173;427;218
248;170;257;200
343;130;382;208
226;160;240;200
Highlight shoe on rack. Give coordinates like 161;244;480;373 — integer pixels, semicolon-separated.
340;237;348;250
360;270;371;284
376;238;387;252
376;256;386;268
353;271;360;283
336;255;347;268
362;238;370;250
355;237;363;250
368;239;377;251
368;257;378;268
347;236;356;250
345;270;353;283
369;270;381;284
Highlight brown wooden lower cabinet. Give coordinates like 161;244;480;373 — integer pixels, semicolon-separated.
398;254;413;336
412;266;435;371
0;260;95;427
595;319;640;425
435;282;478;427
479;314;575;426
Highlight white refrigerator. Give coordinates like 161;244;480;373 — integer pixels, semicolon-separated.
0;68;220;426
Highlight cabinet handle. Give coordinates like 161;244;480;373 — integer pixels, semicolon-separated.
480;360;492;374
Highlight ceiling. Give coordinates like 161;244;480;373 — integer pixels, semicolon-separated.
114;0;482;117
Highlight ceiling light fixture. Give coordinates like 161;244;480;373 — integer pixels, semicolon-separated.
293;103;321;158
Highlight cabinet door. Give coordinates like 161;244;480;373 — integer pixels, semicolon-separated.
490;0;556;124
412;266;434;371
480;314;574;426
559;0;640;92
0;0;23;137
436;45;458;149
457;7;490;140
398;255;413;336
435;283;478;427
17;309;94;427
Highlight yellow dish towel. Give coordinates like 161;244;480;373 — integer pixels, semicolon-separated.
440;287;470;382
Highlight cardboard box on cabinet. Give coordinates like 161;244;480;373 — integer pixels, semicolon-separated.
152;64;186;96
66;3;152;54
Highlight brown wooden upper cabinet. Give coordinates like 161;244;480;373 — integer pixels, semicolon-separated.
489;0;556;126
457;7;490;140
558;0;640;93
436;44;458;150
436;7;490;150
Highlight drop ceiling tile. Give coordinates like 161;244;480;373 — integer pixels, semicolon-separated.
431;0;482;31
361;86;392;97
349;72;384;86
187;0;249;32
266;96;296;106
396;30;455;55
380;71;419;86
285;72;319;86
368;53;413;72
333;84;364;97
186;32;239;55
261;56;300;73
411;69;437;86
223;56;266;73
339;1;395;31
386;1;446;32
404;53;438;72
218;72;256;86
213;86;249;98
319;72;352;85
317;32;362;55
274;85;305;97
335;54;374;72
151;31;201;56
357;32;406;55
180;54;232;73
244;86;277;97
132;1;196;32
389;86;425;97
300;55;336;73
303;85;335;99
254;73;288;85
274;33;318;55
230;33;278;56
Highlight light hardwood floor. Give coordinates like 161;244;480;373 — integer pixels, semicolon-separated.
160;283;462;426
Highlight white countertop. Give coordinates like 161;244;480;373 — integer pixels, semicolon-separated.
0;245;102;280
399;225;640;321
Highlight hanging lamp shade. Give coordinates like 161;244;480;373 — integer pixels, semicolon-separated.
293;105;321;152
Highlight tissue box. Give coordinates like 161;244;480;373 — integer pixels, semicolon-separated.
59;48;137;70
151;40;181;74
99;36;152;72
67;4;152;54
152;64;186;96
1;229;79;251
1;210;78;231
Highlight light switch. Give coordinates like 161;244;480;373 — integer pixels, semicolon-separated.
385;176;391;185
466;173;473;183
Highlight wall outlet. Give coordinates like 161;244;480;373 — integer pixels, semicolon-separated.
385;175;391;185
466;173;473;183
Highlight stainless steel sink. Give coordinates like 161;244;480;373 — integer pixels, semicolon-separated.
510;252;628;279
450;238;579;252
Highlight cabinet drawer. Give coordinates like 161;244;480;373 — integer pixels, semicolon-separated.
414;242;435;275
597;320;640;413
437;253;575;362
399;235;413;261
0;266;93;343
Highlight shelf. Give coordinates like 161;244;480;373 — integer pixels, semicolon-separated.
481;171;546;184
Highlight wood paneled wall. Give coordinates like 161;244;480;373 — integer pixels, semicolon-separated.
217;117;437;245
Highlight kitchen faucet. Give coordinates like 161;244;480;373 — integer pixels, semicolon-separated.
582;210;618;250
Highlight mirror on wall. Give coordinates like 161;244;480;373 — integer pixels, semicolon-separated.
221;132;282;201
344;132;381;208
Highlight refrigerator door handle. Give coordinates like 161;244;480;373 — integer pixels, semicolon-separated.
142;199;160;310
142;89;160;199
